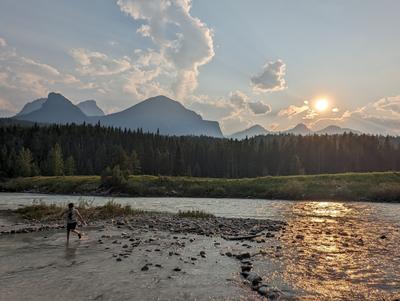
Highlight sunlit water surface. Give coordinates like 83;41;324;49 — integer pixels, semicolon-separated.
1;193;399;300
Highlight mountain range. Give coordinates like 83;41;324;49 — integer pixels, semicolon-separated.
228;123;360;139
13;92;223;137
11;92;360;138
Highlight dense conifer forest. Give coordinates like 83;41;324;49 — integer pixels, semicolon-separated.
0;123;399;178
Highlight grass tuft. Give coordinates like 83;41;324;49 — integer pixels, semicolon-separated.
177;210;215;219
15;200;144;222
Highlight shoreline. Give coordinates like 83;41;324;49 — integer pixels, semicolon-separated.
2;202;399;300
1;172;400;203
1;209;289;300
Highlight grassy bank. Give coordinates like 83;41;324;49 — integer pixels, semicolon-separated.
1;172;400;202
13;200;214;222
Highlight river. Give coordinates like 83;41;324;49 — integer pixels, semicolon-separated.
1;193;399;300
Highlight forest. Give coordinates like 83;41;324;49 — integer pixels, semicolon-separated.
0;123;399;178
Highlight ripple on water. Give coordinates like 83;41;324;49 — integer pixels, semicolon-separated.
278;201;400;300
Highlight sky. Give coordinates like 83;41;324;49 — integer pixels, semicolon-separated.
0;0;399;135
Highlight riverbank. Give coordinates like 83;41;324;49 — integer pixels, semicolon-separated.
2;201;400;300
1;203;288;300
1;172;400;202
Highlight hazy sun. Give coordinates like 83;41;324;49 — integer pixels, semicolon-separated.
314;98;329;112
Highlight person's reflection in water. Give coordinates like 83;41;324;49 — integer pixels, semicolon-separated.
65;244;78;260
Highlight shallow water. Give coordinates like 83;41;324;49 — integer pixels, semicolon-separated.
1;193;400;300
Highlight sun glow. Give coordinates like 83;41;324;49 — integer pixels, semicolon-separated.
314;98;329;112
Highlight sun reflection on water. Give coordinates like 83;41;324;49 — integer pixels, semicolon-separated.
275;201;400;300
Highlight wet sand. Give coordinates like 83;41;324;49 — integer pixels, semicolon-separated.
0;214;287;301
2;201;400;301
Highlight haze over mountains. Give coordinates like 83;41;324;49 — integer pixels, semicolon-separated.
12;92;360;138
13;93;223;137
228;123;360;139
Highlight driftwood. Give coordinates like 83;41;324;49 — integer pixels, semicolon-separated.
222;233;264;241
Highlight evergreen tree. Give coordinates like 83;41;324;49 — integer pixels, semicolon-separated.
15;147;33;177
64;156;76;176
128;150;141;175
47;143;64;176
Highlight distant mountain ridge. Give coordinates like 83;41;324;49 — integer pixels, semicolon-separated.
13;93;223;137
77;100;105;116
12;92;360;138
16;98;47;116
229;125;269;140
229;123;360;139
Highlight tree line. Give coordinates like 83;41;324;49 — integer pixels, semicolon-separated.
0;123;399;178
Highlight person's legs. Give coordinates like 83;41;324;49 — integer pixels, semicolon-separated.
72;229;82;239
67;229;70;244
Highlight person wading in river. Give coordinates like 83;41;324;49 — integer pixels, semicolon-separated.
61;203;86;244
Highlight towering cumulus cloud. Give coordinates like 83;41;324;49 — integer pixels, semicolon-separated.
116;0;215;98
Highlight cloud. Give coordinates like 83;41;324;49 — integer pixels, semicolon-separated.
278;104;309;118
0;37;7;47
310;95;400;135
70;48;132;76
221;112;252;135
187;95;236;121
116;0;215;98
248;101;271;115
229;90;247;108
251;59;286;93
0;42;93;111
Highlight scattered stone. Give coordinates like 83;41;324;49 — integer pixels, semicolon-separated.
116;257;122;262
243;272;262;285
241;265;252;272
173;267;181;272
122;244;128;248
380;235;387;239
199;251;206;258
141;265;149;271
295;234;304;240
225;251;233;257
236;252;251;260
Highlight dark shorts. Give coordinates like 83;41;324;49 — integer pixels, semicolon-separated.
67;222;77;231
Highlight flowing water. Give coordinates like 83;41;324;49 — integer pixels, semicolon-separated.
1;193;399;300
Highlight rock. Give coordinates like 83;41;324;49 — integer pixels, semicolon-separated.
258;285;269;296
265;232;275;238
236;252;251;260
155;264;162;268
380;235;387;239
122;244;128;248
141;265;149;271
241;265;252;272
200;251;206;258
225;251;233;257
264;288;284;300
295;234;304;240
244;272;262;285
173;267;181;272
116;257;122;262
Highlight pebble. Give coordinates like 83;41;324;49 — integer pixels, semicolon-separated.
236;252;251;260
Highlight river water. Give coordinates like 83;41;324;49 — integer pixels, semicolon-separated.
1;193;399;300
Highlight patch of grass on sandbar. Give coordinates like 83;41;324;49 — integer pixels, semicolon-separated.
177;210;215;219
15;200;144;222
